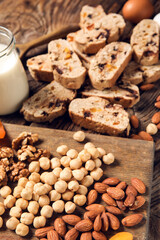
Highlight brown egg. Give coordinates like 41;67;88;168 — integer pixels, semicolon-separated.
122;0;154;24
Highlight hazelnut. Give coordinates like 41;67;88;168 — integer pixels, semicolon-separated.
29;161;40;173
90;168;103;181
55;180;67;193
6;217;19;230
51;157;61;169
62;190;74;201
16;198;28;210
39;195;50;207
40;205;53;218
40;172;48;183
60;156;71;167
67;149;78;159
39;157;50;170
80;167;88;176
0;217;3;228
60;168;72;181
85;160;96;171
20;212;34;225
70;158;82;170
73;131;85;142
87;147;99;159
29;172;40;183
81;175;93;187
73;194;86;206
21;188;32;200
18;177;28;187
65;201;76;213
78;149;91;162
4;195;16;208
16;223;29;236
53;167;62;178
13;186;24;198
52;200;65;213
76;185;88;195
146;123;158;135
32;192;39;201
103;153;115;165
33;216;46;229
49;190;61;202
97;147;106;158
56;145;68;155
28;201;39;215
25;181;35;190
0;202;5;215
68;180;79;192
84;142;95;149
44;172;57;185
9;206;22;218
72;170;84;181
94;158;102;168
0;186;12;198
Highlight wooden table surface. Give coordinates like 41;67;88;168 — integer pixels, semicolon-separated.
0;0;160;239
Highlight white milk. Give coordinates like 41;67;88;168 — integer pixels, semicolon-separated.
0;43;29;115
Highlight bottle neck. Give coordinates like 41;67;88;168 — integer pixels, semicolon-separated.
0;26;15;58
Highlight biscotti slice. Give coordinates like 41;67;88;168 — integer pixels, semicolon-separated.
48;39;87;89
20;81;76;123
69;97;129;136
67;32;94;68
80;5;106;28
27;54;53;82
121;61;143;85
81;82;140;108
130;19;159;66
89;42;132;90
122;61;160;84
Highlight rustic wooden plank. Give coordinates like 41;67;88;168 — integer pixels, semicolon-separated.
0;123;154;240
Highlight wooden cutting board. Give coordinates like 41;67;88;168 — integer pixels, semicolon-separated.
0;123;154;240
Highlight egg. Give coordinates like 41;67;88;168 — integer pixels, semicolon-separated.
153;13;160;29
122;0;154;24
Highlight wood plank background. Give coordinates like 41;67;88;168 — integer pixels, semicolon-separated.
0;0;160;238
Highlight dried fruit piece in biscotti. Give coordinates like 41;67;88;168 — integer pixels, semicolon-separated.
88;42;132;90
27;54;53;82
20;81;76;123
81;81;140;108
130;19;159;66
48;39;86;90
69;97;130;136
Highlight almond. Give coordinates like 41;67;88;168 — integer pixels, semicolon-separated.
47;230;59;240
62;215;81;226
126;185;138;196
80;232;92;240
131;134;143;140
94;214;102;232
138;131;153;141
140;83;154;91
84;210;101;221
155;101;160;109
131;178;146;194
86;204;105;213
130;115;139;128
101;212;109;232
65;228;79;240
122;213;143;227
75;219;93;232
152;112;160;124
102;193;117;206
105;206;122;215
157;122;160;129
94;182;109;193
106;212;120;230
116;181;127;190
87;189;98;205
35;226;54;238
116;200;126;211
124;193;135;207
102;177;120;186
156;95;160;102
107;187;125;200
92;231;107;240
129;196;146;210
54;218;66;237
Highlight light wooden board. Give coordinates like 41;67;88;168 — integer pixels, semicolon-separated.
0;123;154;240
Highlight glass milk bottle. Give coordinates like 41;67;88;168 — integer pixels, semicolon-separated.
0;26;29;115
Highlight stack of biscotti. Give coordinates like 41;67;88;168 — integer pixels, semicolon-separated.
20;81;76;123
69;97;130;136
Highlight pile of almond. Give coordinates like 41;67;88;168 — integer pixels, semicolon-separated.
34;177;146;240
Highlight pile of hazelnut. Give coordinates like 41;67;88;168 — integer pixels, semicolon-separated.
0;130;115;237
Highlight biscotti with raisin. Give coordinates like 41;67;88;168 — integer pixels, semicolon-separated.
88;42;132;90
27;54;53;82
81;81;140;108
48;39;87;89
20;81;76;123
69;97;130;136
122;61;160;84
130;19;159;66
